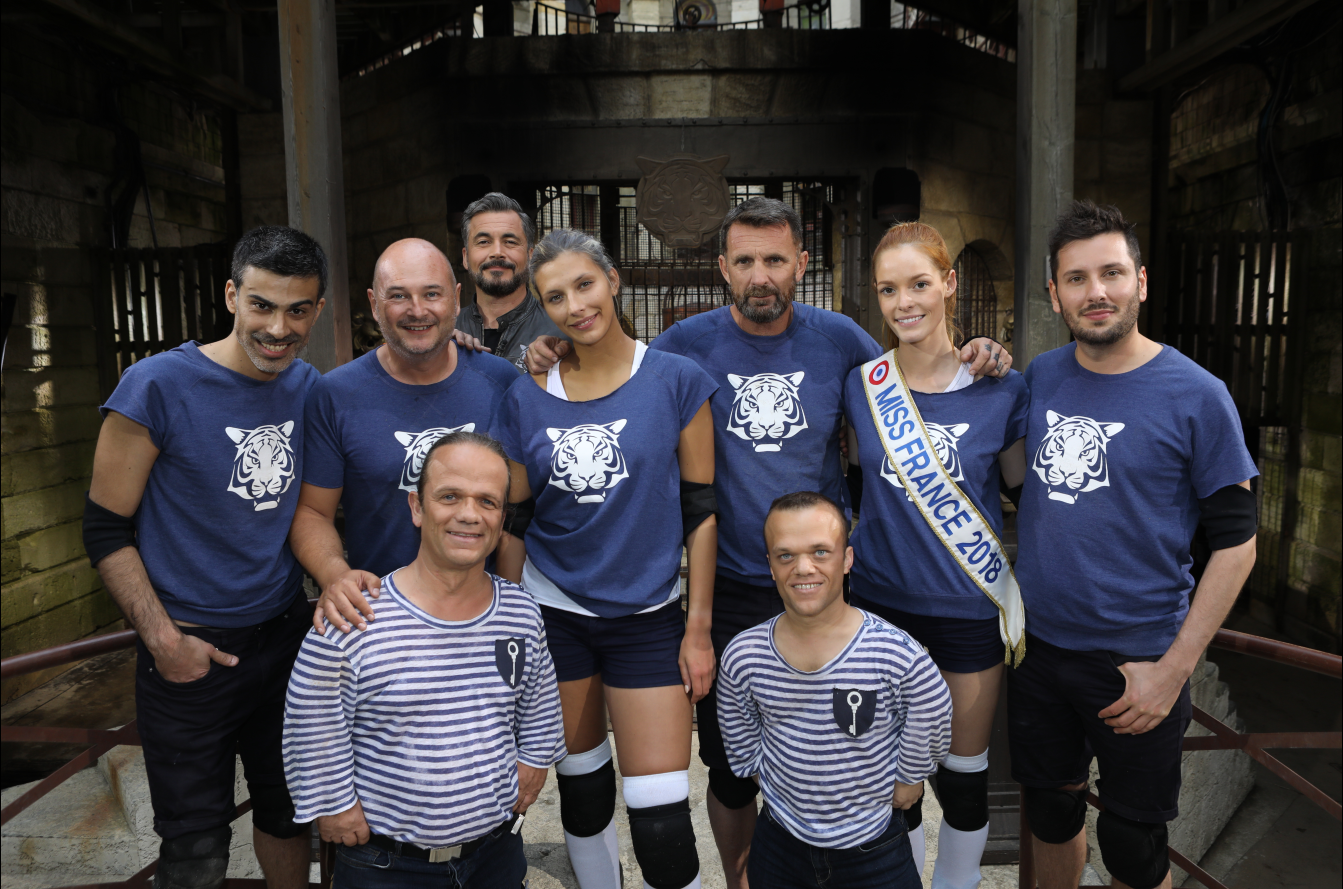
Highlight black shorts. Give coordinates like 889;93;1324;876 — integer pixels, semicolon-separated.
696;574;786;772
135;592;311;840
541;599;686;689
1007;633;1191;823
850;596;1004;674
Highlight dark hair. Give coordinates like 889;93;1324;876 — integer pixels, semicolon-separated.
415;430;511;500
765;491;848;539
461;192;536;251
720;197;804;255
231;226;328;298
528;228;623;312
1047;200;1142;284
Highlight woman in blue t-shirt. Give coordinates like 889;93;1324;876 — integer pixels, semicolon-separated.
496;229;717;889
841;222;1028;885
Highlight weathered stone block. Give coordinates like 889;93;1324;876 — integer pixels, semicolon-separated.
0;366;101;413
648;74;711;120
0;558;102;628
1;480;88;539
0;441;94;497
236;113;284;155
1074;140;1102;183
0;589;119;660
406;172;449;226
710;73;776;118
1303;391;1343;436
586;76;650;120
14;520;86;576
0;405;102;455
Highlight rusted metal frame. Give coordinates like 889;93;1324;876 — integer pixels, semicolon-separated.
0;721;140;826
0;628;138;680
1079;791;1233;889
1;724;142;746
1182;730;1342;751
1211;627;1342;678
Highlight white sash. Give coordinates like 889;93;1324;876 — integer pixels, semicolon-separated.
860;350;1026;666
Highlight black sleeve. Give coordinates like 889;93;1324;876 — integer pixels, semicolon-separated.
681;481;718;541
1198;484;1257;550
82;494;137;567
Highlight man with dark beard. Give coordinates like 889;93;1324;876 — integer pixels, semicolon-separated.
454;192;566;371
292;238;519;635
1010;202;1257;889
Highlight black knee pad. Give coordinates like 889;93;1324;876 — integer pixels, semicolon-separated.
247;780;307;840
1098;810;1169;889
904;790;924;830
935;764;989;832
556;759;617;837
155;826;231;889
627;799;699;889
1022;785;1088;845
707;767;759;811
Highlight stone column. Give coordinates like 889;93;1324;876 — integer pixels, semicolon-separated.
276;0;352;371
1014;0;1076;368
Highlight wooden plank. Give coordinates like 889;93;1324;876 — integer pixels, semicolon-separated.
1213;232;1237;385
1263;235;1287;423
1247;232;1269;422
127;252;149;365
143;251;164;357
1233;233;1257;410
160;250;184;351
110;251;133;376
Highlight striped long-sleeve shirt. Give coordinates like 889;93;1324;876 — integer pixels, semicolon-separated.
283;573;566;848
717;610;952;848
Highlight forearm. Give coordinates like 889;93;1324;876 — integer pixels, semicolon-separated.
497;533;525;583
1162;536;1257;678
290;506;352;589
96;547;180;653
684;516;717;633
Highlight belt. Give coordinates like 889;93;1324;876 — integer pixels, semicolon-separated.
367;813;520;863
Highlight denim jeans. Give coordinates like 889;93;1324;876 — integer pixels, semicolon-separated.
333;827;527;888
747;805;920;889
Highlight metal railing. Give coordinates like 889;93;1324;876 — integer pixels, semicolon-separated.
892;2;1015;60
532;1;832;35
1017;628;1342;888
1;615;332;889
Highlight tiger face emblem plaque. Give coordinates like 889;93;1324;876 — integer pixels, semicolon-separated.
635;154;732;249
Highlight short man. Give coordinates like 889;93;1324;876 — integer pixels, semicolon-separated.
524;196;1009;885
292;238;518;633
716;491;952;889
283;431;567;885
82;226;328;888
454;192;565;370
1010;201;1258;889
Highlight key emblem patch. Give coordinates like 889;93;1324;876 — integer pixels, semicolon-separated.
496;638;525;688
832;688;876;738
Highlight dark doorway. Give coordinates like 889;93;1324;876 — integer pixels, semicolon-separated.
953;244;998;342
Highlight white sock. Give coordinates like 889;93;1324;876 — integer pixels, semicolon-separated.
910;820;927;877
557;740;621;889
563;820;621;889
623;771;700;889
931;822;989;889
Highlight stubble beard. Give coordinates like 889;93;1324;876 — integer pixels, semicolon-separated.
473;262;528;299
238;330;304;374
734;279;795;325
1064;283;1142;347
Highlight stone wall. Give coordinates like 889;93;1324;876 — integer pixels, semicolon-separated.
1;23;234;700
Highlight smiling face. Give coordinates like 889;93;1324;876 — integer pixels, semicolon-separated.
464;210;531;299
369;239;460;360
765;504;854;621
225;268;325;376
719;223;808;327
1049;232;1147;347
874;243;957;349
533;250;623;347
410;442;509;571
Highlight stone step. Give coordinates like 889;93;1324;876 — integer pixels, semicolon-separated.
0;766;139;877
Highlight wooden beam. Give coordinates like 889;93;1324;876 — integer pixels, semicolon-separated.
31;0;268;110
1121;0;1320;92
278;0;352;372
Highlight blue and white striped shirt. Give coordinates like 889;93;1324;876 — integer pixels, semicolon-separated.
717;611;952;848
283;572;567;848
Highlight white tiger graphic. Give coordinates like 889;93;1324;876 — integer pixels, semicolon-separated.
225;421;297;511
1032;410;1125;504
394;424;476;492
725;371;808;452
880;422;970;499
547;420;630;503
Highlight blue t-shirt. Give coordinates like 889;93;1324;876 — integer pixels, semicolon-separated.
650;303;882;585
100;342;319;627
496;350;718;617
1015;344;1258;655
303;347;520;578
843;368;1029;619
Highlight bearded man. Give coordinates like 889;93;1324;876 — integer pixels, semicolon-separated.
291;238;519;635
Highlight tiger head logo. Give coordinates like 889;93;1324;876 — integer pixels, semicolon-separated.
880;422;970;498
225;421;297;511
546;420;630;503
1032;410;1125;504
394;424;476;493
726;372;808;452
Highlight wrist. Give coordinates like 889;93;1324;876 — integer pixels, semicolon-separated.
145;623;186;658
685;615;712;635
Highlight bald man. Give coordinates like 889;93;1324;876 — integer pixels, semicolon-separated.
291;239;520;632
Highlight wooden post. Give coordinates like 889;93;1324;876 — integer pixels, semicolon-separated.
1014;0;1077;369
277;0;352;372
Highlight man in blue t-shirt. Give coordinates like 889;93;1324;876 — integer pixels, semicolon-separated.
1010;202;1258;889
294;238;519;634
522;197;1012;888
82;227;328;889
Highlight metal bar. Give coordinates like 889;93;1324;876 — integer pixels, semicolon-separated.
1169;844;1233;889
0;628;138;680
1182;731;1341;751
1210;627;1341;677
1;724;142;745
0;723;136;826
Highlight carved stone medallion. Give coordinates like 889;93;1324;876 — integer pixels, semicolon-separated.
635;153;731;249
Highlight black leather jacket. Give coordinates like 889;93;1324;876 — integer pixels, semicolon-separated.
455;294;566;373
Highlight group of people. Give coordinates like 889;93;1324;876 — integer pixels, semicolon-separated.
83;191;1259;889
